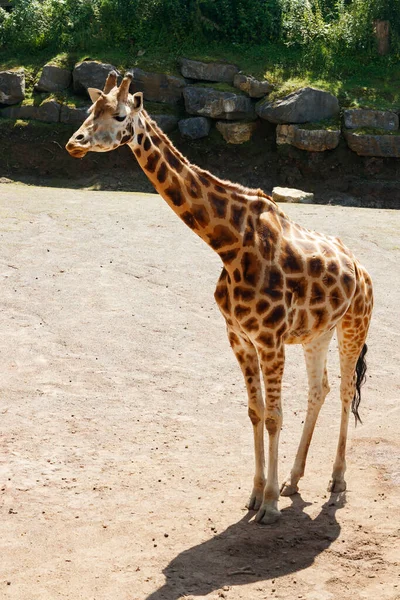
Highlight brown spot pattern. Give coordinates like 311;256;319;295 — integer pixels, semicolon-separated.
208;225;238;250
198;174;211;188
181;211;197;229
262;267;283;300
256;299;270;314
191;204;210;228
330;287;343;309
209;193;228;219
287;277;307;300
165;177;184;207
230;205;246;231
243;317;259;332
143;137;151;152
233;269;241;283
341;272;354;296
157;162;168;183
241;252;261;286
165;147;183;172
281;242;303;273
218;249;239;263
234;305;251;319
263;305;285;327
186;173;201;199
233;287;255;302
310;282;326;305
257;332;274;347
243;217;255;246
144;150;161;173
151;135;162;147
308;257;324;277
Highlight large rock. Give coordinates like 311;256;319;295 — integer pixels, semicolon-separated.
73;61;121;95
151;114;179;133
180;58;239;83
233;73;273;98
272;187;314;204
178;117;210;139
0;100;61;123
0;70;25;105
343;109;399;131
344;129;400;157
256;87;339;124
36;64;72;93
60;105;90;125
183;86;255;120
130;68;186;104
277;124;340;151
216;121;257;144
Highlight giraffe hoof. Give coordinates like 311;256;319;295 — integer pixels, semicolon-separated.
246;491;263;511
280;481;299;497
328;478;346;493
255;505;281;525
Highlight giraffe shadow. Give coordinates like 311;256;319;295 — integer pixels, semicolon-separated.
145;493;345;600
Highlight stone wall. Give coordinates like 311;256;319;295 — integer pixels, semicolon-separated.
1;58;400;159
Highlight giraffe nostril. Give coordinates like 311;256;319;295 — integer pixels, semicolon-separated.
75;133;85;142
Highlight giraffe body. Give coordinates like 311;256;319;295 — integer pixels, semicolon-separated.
66;73;373;523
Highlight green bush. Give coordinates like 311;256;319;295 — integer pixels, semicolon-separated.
1;0;399;56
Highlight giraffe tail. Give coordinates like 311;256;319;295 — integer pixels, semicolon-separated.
352;343;368;425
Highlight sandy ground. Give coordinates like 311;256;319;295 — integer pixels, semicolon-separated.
0;182;399;600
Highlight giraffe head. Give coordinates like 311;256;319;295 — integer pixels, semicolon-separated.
66;71;143;158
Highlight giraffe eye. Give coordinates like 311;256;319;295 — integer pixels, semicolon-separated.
114;115;126;122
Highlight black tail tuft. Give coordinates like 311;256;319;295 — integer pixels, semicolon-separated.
352;343;368;425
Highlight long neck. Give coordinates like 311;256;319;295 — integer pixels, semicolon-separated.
128;111;278;265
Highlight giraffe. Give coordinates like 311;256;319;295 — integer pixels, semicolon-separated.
66;72;373;524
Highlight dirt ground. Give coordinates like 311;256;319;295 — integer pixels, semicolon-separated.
0;182;399;600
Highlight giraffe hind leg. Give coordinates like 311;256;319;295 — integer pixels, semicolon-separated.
328;287;372;493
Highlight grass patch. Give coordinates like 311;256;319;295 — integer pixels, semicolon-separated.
298;118;341;131
348;127;400;136
145;101;180;116
1;41;400;112
191;81;244;94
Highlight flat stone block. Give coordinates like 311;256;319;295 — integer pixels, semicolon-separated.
257;87;339;124
277;124;340;151
0;100;61;123
0;70;25;105
183;86;255;120
130;68;186;104
180;58;239;83
178;117;211;139
272;186;314;204
151;114;179;133
233;73;273;98
36;64;72;93
344;129;400;157
60;105;90;125
216;121;257;144
344;109;398;131
73;61;121;95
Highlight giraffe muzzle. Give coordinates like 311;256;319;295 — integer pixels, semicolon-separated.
65;141;89;159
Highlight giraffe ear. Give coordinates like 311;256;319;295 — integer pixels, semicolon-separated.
131;92;143;112
87;88;103;103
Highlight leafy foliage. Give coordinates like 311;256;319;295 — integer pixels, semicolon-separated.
1;0;399;58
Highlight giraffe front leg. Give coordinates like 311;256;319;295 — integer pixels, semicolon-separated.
227;327;265;511
280;330;333;497
255;346;284;524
